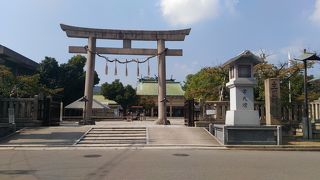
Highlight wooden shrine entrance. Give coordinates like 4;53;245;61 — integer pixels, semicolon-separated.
60;24;190;125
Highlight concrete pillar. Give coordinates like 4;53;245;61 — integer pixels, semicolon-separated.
84;36;96;125
60;102;63;122
33;95;38;121
199;98;205;120
156;39;167;125
317;104;319;120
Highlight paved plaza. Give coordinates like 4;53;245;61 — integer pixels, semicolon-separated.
0;119;221;148
1;119;320;150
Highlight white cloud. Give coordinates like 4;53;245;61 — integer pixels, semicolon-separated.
160;0;220;26
310;0;320;23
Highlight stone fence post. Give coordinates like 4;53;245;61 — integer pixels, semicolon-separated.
33;95;38;121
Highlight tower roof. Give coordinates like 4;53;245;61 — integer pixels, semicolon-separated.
223;50;263;67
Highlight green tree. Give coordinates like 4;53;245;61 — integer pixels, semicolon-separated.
253;61;318;104
123;85;138;108
59;55;100;105
38;57;60;89
15;74;41;97
138;97;155;110
184;66;228;101
0;65;15;97
101;79;137;113
1;55;100;100
183;60;320;105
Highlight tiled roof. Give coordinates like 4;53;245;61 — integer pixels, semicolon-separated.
136;80;184;96
223;50;263;67
93;95;118;105
65;97;110;109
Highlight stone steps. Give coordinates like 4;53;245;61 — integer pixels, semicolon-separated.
85;134;145;137
76;127;147;145
88;131;145;134
78;140;146;144
91;128;146;131
83;136;146;140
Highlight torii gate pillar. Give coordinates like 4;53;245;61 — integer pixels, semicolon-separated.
156;40;167;125
83;37;96;124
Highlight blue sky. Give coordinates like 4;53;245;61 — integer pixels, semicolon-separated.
1;0;320;86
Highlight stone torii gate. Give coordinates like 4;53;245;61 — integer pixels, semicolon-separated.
60;24;190;125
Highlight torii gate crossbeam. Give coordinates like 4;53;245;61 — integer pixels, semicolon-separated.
61;24;190;125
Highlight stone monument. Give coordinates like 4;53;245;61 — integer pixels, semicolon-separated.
213;50;282;145
264;78;281;125
224;51;260;126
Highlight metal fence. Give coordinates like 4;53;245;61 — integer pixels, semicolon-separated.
185;99;305;127
0;95;61;128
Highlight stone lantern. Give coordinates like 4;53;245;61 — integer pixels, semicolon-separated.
224;50;262;126
213;50;282;145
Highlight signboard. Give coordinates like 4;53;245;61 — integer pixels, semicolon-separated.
8;108;15;124
206;109;216;115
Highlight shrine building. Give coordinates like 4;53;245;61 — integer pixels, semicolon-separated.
136;77;185;117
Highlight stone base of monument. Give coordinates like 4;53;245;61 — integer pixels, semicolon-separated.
212;124;282;145
225;110;260;126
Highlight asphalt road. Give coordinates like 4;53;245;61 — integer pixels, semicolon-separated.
0;149;319;180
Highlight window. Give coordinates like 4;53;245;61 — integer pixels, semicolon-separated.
238;65;251;78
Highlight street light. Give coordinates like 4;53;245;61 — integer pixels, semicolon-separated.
295;49;320;139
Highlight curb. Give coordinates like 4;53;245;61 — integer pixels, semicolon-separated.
225;145;320;151
0;144;320;151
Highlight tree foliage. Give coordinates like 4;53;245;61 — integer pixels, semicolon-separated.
184;66;228;101
254;61;320;104
38;55;100;105
138;97;155;110
1;55;100;101
14;74;41;97
183;60;320;105
0;65;15;97
59;55;87;105
39;57;60;89
0;65;42;97
101;79;137;112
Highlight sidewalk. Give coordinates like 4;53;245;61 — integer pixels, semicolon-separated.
0;124;90;147
283;136;320;146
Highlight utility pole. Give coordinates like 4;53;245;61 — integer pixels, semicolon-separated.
288;52;292;103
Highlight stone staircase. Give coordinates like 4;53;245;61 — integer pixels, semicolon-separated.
76;127;147;146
